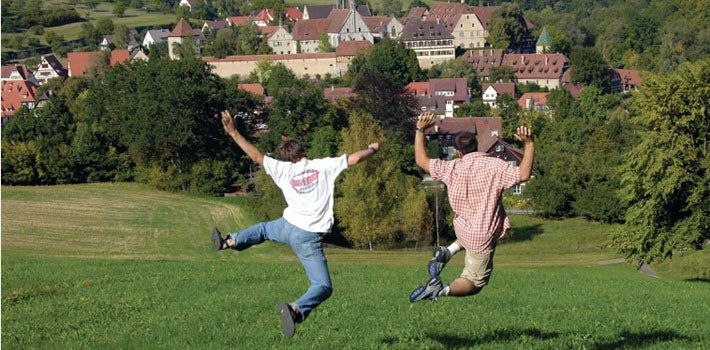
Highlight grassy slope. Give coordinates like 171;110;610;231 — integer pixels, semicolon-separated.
2;184;709;348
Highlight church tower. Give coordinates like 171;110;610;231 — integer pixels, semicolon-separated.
536;27;553;54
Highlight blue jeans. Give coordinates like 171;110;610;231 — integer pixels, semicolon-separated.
228;217;332;322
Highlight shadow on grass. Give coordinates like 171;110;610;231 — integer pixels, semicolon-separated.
591;330;694;350
505;224;544;243
425;327;559;348
685;278;710;283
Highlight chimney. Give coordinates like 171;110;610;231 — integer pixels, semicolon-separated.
521;55;524;65
545;56;548;65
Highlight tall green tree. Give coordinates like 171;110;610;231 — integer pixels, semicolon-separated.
570;47;610;92
87;58;248;193
363;37;423;86
487;3;530;53
612;59;710;264
335;111;431;249
351;69;418;139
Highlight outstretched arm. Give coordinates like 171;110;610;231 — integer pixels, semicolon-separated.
347;143;380;166
415;112;436;173
514;126;534;182
221;110;264;166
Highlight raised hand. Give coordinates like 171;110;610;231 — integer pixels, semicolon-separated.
417;112;436;130
221;110;237;134
514;126;533;143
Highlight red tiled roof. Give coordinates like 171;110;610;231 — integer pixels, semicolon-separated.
326;9;351;33
110;49;130;66
461;49;505;76
171;18;194;37
1;65;31;80
335;40;372;56
252;9;274;24
518;92;549;109
502;53;568;80
2;80;37;117
237;83;265;96
226;16;251;26
260;25;280;37
291;19;331;40
563;83;585;98
615;68;643;85
286;7;304;21
67;50;131;77
405;81;430;96
482;82;515;97
324;86;354;100
362;16;390;32
429;78;469;101
202;52;337;62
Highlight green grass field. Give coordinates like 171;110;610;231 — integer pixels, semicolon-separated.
2;183;709;348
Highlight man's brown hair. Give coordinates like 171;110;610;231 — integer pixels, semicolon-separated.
454;132;478;155
277;139;307;163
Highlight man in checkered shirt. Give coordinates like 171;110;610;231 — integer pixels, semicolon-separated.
410;112;535;302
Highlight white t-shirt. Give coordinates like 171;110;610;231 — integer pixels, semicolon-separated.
263;154;348;233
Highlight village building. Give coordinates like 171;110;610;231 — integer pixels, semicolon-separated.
142;29;171;49
168;19;205;59
482;82;516;108
1;79;38;127
33;55;68;85
400;18;455;69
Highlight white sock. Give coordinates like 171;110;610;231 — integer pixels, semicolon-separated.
438;285;450;296
447;243;460;256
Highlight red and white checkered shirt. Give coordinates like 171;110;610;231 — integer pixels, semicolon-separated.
430;153;521;254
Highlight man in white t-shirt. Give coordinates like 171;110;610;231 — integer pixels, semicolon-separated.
212;110;380;338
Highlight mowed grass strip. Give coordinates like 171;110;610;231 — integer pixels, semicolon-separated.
2;183;709;348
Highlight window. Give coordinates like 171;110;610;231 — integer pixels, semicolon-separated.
510;184;522;195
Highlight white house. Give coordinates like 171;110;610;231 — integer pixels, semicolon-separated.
142;29;171;48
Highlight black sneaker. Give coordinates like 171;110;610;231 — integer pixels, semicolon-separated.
428;246;451;277
278;302;296;338
211;227;227;251
409;276;443;302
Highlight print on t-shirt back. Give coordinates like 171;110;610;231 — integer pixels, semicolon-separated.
290;169;319;194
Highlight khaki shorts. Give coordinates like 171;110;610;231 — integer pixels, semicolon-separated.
460;249;495;288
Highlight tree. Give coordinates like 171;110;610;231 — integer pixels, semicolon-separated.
612;59;710;264
351;69;418;138
380;0;402;17
577;85;608;128
212;27;238;58
543;25;572;56
428;58;480;91
365;37;423;86
236;23;262;55
488;65;516;83
317;33;334;53
113;24;131;49
113;1;127;17
335;111;431;249
86;58;248;193
95;17;114;36
570;47;610;92
487;3;530;53
454;100;489;118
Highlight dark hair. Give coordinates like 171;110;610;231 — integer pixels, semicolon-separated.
277;139;307;163
454;131;478;155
